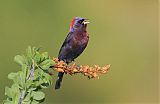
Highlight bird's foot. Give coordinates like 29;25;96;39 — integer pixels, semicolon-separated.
77;65;80;70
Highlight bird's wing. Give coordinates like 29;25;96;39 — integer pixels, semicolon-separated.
71;36;89;59
58;32;73;60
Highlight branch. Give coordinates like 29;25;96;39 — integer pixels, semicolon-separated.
18;61;35;104
52;58;110;79
27;61;35;80
18;90;25;104
3;46;111;104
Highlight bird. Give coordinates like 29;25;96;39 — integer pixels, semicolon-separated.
55;17;90;89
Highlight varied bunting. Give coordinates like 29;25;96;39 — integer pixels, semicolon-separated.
55;17;90;89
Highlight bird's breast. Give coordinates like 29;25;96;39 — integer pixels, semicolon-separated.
71;32;89;48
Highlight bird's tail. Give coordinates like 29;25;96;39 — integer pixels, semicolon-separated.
55;72;64;89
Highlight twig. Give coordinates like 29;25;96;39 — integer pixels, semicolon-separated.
18;90;25;104
18;60;35;104
27;60;35;80
52;58;110;79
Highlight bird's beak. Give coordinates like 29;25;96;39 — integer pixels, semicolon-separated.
83;19;90;24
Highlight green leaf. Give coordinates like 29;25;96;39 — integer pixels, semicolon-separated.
18;71;26;88
34;51;41;63
40;59;54;69
33;47;41;52
25;80;33;89
40;83;50;89
31;100;40;104
5;84;20;103
32;91;45;101
23;92;31;102
9;71;26;88
23;100;31;104
26;46;32;58
8;72;18;80
11;84;21;103
41;52;49;60
34;79;44;87
5;87;13;98
3;100;13;104
14;55;26;66
42;72;52;84
27;87;36;93
11;84;20;93
26;46;34;66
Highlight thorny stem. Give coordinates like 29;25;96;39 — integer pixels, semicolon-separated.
18;90;25;104
18;61;35;104
27;60;35;80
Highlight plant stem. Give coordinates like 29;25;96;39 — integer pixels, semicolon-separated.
27;61;35;80
18;61;35;104
18;90;25;104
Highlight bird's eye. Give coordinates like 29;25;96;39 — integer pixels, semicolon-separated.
78;19;84;24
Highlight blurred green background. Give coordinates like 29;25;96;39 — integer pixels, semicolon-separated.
0;0;159;104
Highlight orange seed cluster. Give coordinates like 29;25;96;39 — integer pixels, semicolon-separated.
52;58;110;79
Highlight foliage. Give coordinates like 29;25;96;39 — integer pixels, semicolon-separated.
3;46;110;104
3;46;54;104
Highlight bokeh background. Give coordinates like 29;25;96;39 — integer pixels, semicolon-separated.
0;0;159;104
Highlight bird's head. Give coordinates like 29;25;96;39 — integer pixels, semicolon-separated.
70;17;89;31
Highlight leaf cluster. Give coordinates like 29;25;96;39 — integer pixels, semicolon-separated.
4;46;54;104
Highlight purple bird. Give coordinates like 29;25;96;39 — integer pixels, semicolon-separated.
55;17;90;89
